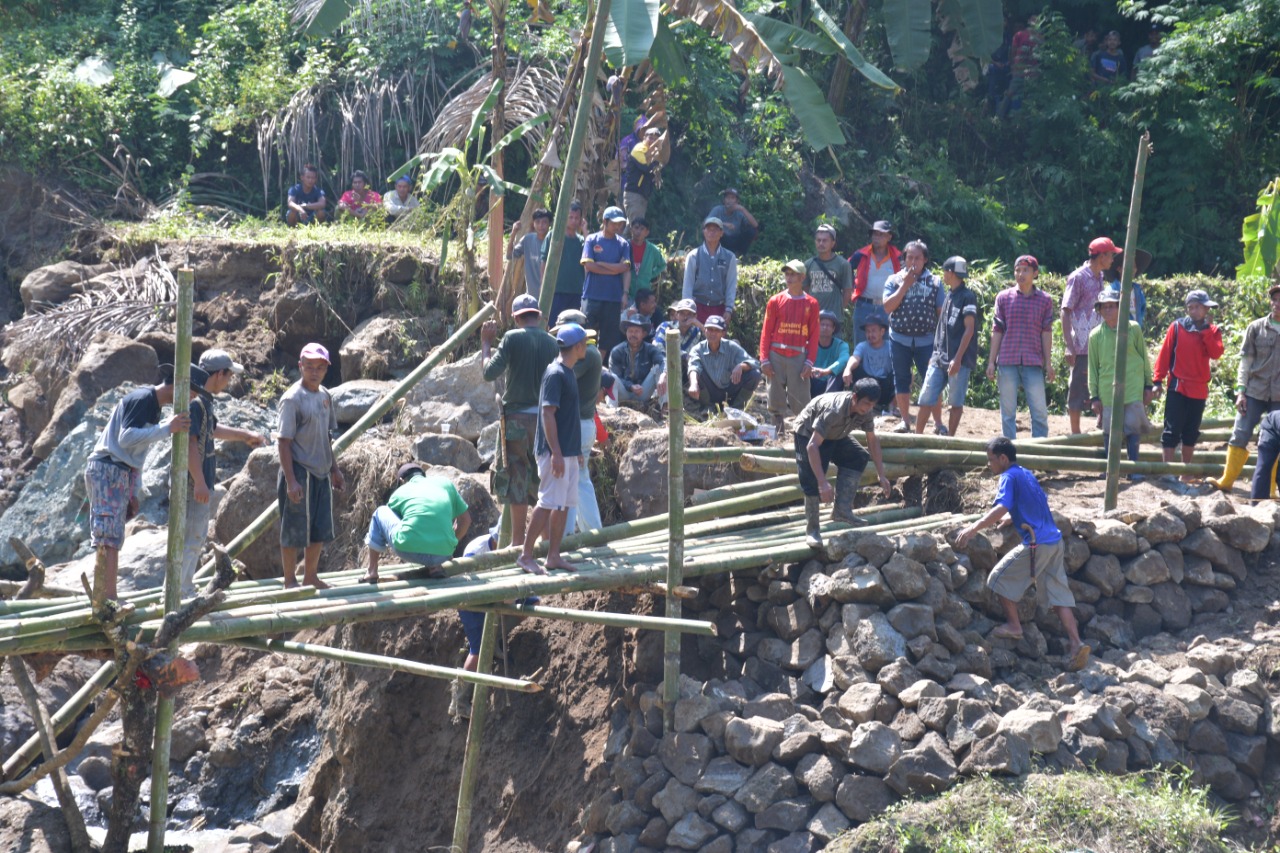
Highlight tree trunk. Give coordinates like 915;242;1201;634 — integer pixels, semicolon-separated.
487;0;508;305
828;0;869;115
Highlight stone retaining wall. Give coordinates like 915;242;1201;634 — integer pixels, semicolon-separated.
577;493;1280;853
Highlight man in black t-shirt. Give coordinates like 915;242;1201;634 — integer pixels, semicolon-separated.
285;164;327;226
917;256;978;437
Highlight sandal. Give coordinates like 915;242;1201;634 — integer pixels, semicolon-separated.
1067;644;1092;672
990;625;1024;640
359;574;380;584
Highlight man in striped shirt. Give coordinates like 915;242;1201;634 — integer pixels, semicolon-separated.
987;255;1056;438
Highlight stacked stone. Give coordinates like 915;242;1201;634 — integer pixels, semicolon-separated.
579;493;1280;853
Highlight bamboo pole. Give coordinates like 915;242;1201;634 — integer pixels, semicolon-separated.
684;446;790;463
1105;131;1154;511
147;267;193;853
3;661;122;780
232;637;538;691
194;301;498;581
536;0;611;318
664;332;684;733
453;611;498;853
479;602;715;635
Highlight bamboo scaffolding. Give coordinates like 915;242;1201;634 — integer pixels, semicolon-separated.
478;602;716;635
232;637;539;691
452;611;499;853
3;661;122;780
664;332;685;733
193;300;498;582
739;449;1246;478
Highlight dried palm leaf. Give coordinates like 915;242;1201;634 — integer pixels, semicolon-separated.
421;65;562;155
668;0;783;80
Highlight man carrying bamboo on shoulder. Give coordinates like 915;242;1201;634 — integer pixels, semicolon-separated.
793;377;892;549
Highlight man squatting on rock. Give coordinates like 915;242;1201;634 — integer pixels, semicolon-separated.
955;436;1090;673
85;365;193;600
361;462;470;584
278;342;345;590
183;349;267;596
793;378;892;550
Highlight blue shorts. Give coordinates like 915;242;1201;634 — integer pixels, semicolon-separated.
458;596;542;655
918;362;971;407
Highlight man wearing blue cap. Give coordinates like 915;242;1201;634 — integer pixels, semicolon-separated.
518;323;588;575
581;206;632;354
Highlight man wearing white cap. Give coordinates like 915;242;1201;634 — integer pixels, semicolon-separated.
581;206;632;354
182;349;267;595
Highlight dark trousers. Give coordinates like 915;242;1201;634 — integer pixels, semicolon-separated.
699;366;762;410
1251;421;1280;501
721;223;758;256
583;298;623;354
1161;388;1207;448
810;374;845;398
794;433;869;496
851;366;895;411
550;292;580;326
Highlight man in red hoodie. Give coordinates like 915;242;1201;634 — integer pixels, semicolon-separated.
848;220;902;346
1152;289;1224;482
761;259;821;434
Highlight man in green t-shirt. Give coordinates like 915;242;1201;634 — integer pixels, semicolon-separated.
361;463;471;583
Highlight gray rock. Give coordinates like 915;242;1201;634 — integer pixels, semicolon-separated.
75;755;113;791
1164;684;1213;721
338;315;441;381
998;707;1062;753
766;831;815;853
726;717;787;767
880;553;929;600
1215;696;1262;735
658;733;714;785
900;533;939;563
735;762;799;813
898;679;945;708
945;699;1000;754
711;798;751;832
1186;643;1236;677
605;800;649;835
959;731;1032;776
1195;753;1252;800
830;564;895;606
1084;614;1135;650
1150;582;1192;630
849;612;908;673
876;659;922;698
1086;518;1140;556
743;693;797;722
794;754;841;802
1157;541;1185;582
834;774;897;822
1187;586;1230;613
1182;555;1215;585
1225;732;1267;778
887;602;937;641
1121;660;1171;689
885;740;958;795
1182;527;1231;568
837;682;883;725
756;798;813;832
769;601;815;642
169;716;208;764
696;756;754;796
653;777;700;824
853;534;895;568
666;812;718;849
807;802;850;842
18;259;112;310
846;722;902;775
1064;535;1092;573
1134;510;1187;545
329;378;395;425
476;421;501;467
582;790;619;834
413;432;483;472
398;351;500;440
638;815;670;848
674;695;721;734
1081;554;1125;596
1122;550;1170;586
1205;513;1271;553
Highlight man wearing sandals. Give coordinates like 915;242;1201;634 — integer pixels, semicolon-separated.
955;436;1091;672
361;462;471;584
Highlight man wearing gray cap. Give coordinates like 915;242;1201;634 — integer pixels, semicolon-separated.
183;349;268;595
581;206;632;354
683;217;739;324
1153;289;1223;482
687;315;761;413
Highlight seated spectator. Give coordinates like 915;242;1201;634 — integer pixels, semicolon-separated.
285;164;327;226
383;175;420;219
1132;26;1162;77
687;315;761;414
655;299;704;354
1090;31;1127;85
628;217;666;296
623;126;666;223
707;188;759;256
512;208;553;300
610;317;666;407
336;170;382;219
842;308;894;412
620;288;658;340
810;310;850;398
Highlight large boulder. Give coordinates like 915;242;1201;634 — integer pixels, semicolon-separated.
329;379;394;426
32;334;159;459
414;433;484;473
613;426;750;520
338;314;447;382
46;527;169;594
397;352;500;441
18;259;113;310
997;706;1062;753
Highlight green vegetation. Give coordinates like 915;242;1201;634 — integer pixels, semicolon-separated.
833;770;1237;853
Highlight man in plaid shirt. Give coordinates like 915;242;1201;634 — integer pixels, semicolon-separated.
987;255;1057;438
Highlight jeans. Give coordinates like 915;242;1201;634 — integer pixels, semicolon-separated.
918;363;972;408
565;417;602;534
365;506;447;566
616;370;661;404
1228;395;1280;448
890;339;932;396
996;365;1049;439
851;298;880;347
1251;421;1280;500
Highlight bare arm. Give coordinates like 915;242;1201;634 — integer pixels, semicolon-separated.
955;504;1010;547
454;510;472;542
213;425;266;446
187;440;209;503
950;315;976;375
986;329;1003;380
279;437;302;502
1041;329;1056;383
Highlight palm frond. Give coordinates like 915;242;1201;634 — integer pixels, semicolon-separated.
667;0;784;80
421;66;561;156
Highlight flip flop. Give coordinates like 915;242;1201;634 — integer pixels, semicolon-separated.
359;574;380;584
990;625;1024;640
1067;644;1092;672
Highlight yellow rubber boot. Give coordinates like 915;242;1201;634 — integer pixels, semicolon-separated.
1271;458;1278;498
1209;445;1249;492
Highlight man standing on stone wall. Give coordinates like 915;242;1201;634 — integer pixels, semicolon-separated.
1209;282;1280;492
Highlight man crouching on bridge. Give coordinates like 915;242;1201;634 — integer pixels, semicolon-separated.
794;377;892;550
955;436;1090;673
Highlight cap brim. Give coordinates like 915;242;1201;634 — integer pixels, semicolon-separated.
512;306;542;315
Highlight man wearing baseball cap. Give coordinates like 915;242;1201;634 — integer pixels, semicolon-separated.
805;224;853;326
1152;290;1224;482
687;315;761;413
1062;236;1121;434
278;342;344;589
988;255;1056;439
848;220;902;346
682;216;739;324
581;206;632;354
917;256;979;437
1209;283;1280;492
1087;288;1153;479
518;323;589;575
183;349;266;595
760;259;821;435
361;462;471;584
481;293;560;548
552;309;604;533
707;187;759;255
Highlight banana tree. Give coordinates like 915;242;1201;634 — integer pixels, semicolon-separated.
1240;177;1280;282
393;79;548;319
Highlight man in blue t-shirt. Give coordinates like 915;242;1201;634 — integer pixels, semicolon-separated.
285;164;327;226
581;206;632;355
956;436;1090;672
518;323;589;576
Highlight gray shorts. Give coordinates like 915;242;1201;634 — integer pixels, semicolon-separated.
1067;358;1090;411
278;461;335;548
987;537;1074;608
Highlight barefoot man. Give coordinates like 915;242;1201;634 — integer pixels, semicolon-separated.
955;436;1090;672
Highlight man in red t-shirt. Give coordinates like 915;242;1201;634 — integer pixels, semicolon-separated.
761;259;821;434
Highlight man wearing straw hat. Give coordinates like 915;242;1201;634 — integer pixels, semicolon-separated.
360;462;471;584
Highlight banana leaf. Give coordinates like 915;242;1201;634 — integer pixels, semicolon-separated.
808;0;900;92
779;65;846;149
883;0;932;70
292;0;355;35
605;0;661;68
649;16;690;84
